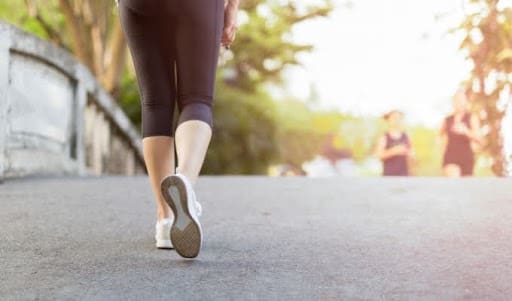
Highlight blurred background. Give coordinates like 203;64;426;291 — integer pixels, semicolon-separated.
1;0;512;178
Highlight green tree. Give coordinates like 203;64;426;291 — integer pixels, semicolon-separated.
205;80;279;174
457;0;512;176
225;0;333;92
408;126;442;176
337;116;383;162
204;0;334;173
273;99;334;169
0;0;126;96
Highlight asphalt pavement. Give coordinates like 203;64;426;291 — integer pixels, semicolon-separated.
1;175;512;300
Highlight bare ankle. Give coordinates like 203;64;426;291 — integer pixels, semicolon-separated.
157;209;172;221
175;166;197;186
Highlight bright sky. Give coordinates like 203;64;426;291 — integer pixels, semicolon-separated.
283;0;471;128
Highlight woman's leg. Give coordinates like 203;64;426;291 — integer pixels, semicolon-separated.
143;137;174;220
443;164;461;177
460;159;475;177
175;121;212;186
119;2;177;220
173;0;224;184
154;0;224;257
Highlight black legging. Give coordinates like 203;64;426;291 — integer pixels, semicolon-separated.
118;0;224;138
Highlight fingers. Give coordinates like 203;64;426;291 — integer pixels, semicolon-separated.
222;2;238;48
221;24;237;48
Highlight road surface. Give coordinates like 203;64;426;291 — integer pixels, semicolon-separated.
1;175;511;300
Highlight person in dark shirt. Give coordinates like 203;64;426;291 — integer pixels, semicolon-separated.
439;89;481;177
375;110;413;176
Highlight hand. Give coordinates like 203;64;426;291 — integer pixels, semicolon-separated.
221;0;239;49
392;144;409;155
452;123;469;136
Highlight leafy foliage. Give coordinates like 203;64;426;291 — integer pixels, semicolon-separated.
0;0;126;96
205;79;279;174
204;0;334;173
227;1;333;91
457;0;512;176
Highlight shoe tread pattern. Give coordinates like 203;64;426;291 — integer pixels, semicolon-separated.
161;175;201;258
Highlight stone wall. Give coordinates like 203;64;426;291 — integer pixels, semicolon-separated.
0;22;146;180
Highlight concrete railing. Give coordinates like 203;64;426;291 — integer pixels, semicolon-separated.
0;22;146;181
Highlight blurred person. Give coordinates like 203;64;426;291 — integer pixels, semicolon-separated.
375;110;413;176
117;0;239;258
439;89;481;177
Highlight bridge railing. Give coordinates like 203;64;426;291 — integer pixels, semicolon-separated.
0;22;146;181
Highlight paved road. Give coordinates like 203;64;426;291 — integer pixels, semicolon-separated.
1;175;512;300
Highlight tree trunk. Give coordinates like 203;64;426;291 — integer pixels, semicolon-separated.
103;21;127;96
58;0;95;71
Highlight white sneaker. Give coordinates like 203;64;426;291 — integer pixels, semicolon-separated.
176;167;203;217
194;194;202;217
175;166;203;217
160;167;203;258
155;218;173;249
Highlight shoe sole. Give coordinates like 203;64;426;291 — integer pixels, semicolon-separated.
160;175;202;258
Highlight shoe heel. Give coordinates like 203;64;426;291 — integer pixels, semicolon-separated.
170;175;202;258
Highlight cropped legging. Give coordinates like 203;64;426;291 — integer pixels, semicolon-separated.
118;0;224;137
